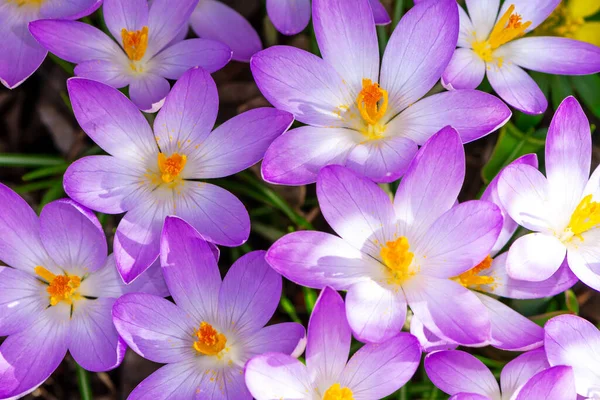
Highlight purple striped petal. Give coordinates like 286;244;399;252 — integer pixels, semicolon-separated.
498;0;561;31
442;48;486;90
465;0;499;40
267;0;311;36
146;0;199;57
39;0;101;19
515;366;576;400
243;323;306;357
129;73;170;112
486;63;547;115
501;349;550;399
102;0;148;44
74;60;130;88
0;266;46;336
506;233;566;282
128;359;204;400
369;0;391;24
245;353;313;400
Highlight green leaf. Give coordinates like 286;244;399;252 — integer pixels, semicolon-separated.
38;181;66;212
22;164;68;181
0;153;64;167
279;295;301;324
565;289;579;315
302;287;317;313
571;74;600;119
550;75;573;110
530;310;574;327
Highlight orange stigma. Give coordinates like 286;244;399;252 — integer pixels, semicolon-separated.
380;237;415;285
193;322;227;356
35;266;81;306
121;26;149;62
157;152;187;184
356;79;388;126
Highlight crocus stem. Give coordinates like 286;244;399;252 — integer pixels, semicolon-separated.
76;363;93;400
393;0;405;29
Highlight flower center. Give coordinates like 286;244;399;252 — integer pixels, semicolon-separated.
121;26;149;63
472;4;531;66
323;383;354;400
157;152;187;184
453;255;495;288
35;266;81;306
566;194;600;240
10;0;44;7
380;236;415;285
193;322;227;356
356;78;388;140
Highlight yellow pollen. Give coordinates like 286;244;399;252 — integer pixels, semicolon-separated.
356;79;388;139
157;152;187;184
323;383;354;400
535;4;584;39
34;266;81;306
454;255;495;288
121;26;149;62
380;237;415;285
566;194;600;240
10;0;44;6
193;322;227;356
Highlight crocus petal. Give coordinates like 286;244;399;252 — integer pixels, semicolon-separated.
410;315;458;353
465;0;499;41
266;230;377;290
369;0;391;24
346;279;407;343
506;233;566;282
515;366;577;400
306;287;350;383
475;293;543;352
500;348;550;399
67;78;157;160
102;0;148;42
0;306;69;399
160;216;221;322
146;0;199;58
218;251;281;334
584;164;600;199
189;108;293;179
317;165;397;258
567;232;600;293
250;45;352;127
341;333;421;398
394;126;465;239
345;136;419;183
261;126;358;186
73;59;130;88
486;63;547;115
0;183;49;274
112;293;196;364
195;369;250;400
388;90;511;144
39;0;101;19
243;323;307;356
267;0;311;36
442;48;486;90
313;0;379;91
129;73;171;112
498;0;561;31
69;297;126;371
0;266;46;336
151;38;232;79
380;0;458;116
404;276;491;346
544;314;600;397
128;359;204;400
190;0;262;62
415;200;502;279
450;394;489;400
245;353;313;400
176;182;250;247
29;19;122;64
545;96;591;227
458;5;475;48
424;350;500;398
39;199;107;274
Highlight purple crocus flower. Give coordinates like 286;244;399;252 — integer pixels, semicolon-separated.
498;96;600;291
425;349;577;400
0;185;166;399
29;0;233;112
442;0;600;114
112;216;305;399
411;153;578;352
0;0;100;88
62;67;293;284
252;0;511;185
245;286;421;399
267;126;503;345
545;314;600;398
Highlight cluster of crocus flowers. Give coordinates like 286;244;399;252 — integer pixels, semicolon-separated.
112;216;305;399
252;0;511;185
442;0;600;114
29;0;233;111
62;67;293;284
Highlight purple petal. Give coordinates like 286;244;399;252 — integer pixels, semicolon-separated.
245;353;313;399
67;78;157;159
346;279;407;343
458;4;476;47
129;73;170;112
74;59;130;88
341;333;421;398
102;0;148;45
487;63;548;115
313;0;379;91
306;288;350;380
404;276;491;346
389;90;511;145
39;199;107;274
243;323;306;357
0;266;46;336
450;394;490;400
261;126;358;186
567;230;600;292
500;348;550;399
415;201;503;279
190;0;262;62
425;350;500;398
266;230;377;290
69;297;126;371
410;315;458;353
498;0;561;31
442;48;486;90
369;0;391;24
515;366;577;400
250;46;352;126
380;0;458;115
160;216;221;322
151;38;232;79
506;233;566;282
267;0;311;36
317;165;397;258
112;293;196;364
128;359;204;400
39;0;102;19
146;0;198;57
189;108;293;179
465;0;499;41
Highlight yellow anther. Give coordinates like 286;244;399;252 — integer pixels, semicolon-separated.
121;26;149;62
454;255;495;288
380;237;415;285
567;194;600;240
323;383;354;400
11;0;44;6
193;322;227;356
157;152;187;184
34;266;81;306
